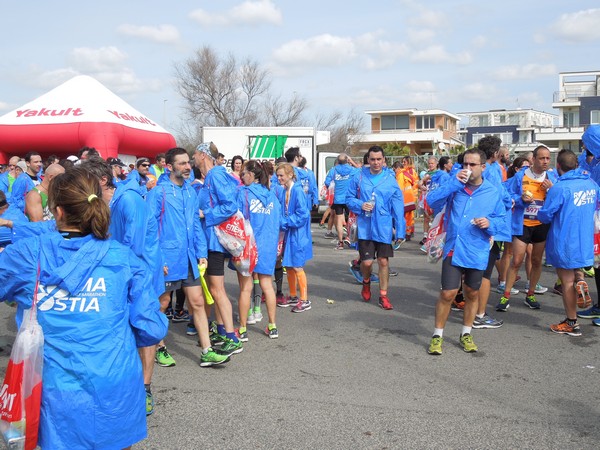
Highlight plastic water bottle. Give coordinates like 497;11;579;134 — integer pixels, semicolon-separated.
365;192;376;217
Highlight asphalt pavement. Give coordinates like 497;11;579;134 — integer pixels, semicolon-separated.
1;222;599;449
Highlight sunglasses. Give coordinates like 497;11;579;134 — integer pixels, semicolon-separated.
462;162;481;168
140;163;150;167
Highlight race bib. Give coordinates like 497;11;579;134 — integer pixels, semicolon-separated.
524;200;543;220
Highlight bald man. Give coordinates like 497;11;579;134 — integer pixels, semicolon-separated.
25;163;65;222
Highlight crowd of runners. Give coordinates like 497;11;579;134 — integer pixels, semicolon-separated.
1;125;600;448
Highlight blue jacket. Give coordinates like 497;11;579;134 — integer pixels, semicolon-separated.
427;176;506;270
10;173;41;212
0;234;167;450
238;183;281;275
277;183;312;267
0;172;14;201
583;124;600;158
294;167;318;208
428;170;450;215
126;169;150;195
538;169;599;269
110;177;164;297
503;168;559;236
324;163;358;205
346;167;405;243
146;176;206;281
0;203;27;247
483;163;513;242
196;165;240;254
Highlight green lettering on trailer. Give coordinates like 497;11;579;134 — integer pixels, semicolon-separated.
250;135;288;159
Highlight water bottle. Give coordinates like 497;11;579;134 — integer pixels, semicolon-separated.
365;192;376;217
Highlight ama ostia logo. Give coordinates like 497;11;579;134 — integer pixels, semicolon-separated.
37;278;106;313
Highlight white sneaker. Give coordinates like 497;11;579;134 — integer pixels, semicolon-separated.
247;312;256;325
253;309;263;322
496;283;519;295
532;283;548;294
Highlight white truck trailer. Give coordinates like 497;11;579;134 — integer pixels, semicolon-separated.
201;126;339;214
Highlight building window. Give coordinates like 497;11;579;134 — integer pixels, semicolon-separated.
416;115;435;130
381;115;409;130
478;116;489;127
592;110;600;124
563;111;579;127
498;115;506;124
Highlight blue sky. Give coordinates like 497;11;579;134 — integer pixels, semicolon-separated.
1;1;599;134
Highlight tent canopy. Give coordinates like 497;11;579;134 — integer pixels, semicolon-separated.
0;75;176;163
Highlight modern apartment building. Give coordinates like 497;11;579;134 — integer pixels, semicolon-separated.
348;108;462;155
535;70;600;151
457;109;556;153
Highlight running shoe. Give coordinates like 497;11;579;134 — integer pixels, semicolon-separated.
343;238;351;247
253;306;263;322
524;295;541;309
495;282;519;295
576;280;592;309
200;348;230;367
165;306;174;320
146;391;154;416
550;319;581;336
371;273;380;283
451;300;465;311
324;230;335;238
378;295;393;310
155;346;176;367
335;241;344;250
361;280;371;302
172;309;190;323
577;305;600;319
186;323;198;336
247;311;257;325
291;300;312;313
276;295;290;307
592;318;600;327
428;336;443;355
582;267;595;278
460;333;478;352
318;222;326;228
389;269;399;277
265;326;279;339
420;244;427;253
419;238;426;245
276;292;285;305
552;283;563;295
349;264;364;283
392;239;405;250
495;296;510;312
472;313;503;329
236;328;249;342
210;332;226;347
219;338;244;356
532;283;548;294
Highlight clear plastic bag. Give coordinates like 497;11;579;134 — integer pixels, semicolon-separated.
426;207;446;264
231;218;258;276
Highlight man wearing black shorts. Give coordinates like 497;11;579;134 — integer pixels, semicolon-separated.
426;148;506;355
324;154;358;249
497;145;558;311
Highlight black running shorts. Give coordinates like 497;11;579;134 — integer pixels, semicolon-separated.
441;255;484;291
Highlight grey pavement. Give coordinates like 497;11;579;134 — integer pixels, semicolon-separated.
1;222;600;449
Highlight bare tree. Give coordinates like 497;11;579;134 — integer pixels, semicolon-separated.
315;109;366;153
175;46;306;127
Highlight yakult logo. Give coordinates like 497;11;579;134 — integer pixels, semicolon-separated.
16;107;83;118
37;278;106;313
107;110;156;126
574;189;596;207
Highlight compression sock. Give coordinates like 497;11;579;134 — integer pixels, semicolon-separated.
286;268;298;297
226;331;239;343
296;269;308;300
275;267;284;295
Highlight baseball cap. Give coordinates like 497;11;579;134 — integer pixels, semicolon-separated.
16;161;27;172
107;157;126;167
66;155;79;162
195;142;219;161
136;157;151;167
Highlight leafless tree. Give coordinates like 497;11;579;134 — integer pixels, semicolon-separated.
175;46;307;127
315;109;366;153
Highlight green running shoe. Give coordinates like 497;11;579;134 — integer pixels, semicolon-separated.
495;296;510;312
219;337;244;356
155;346;176;367
460;333;478;353
200;348;230;367
146;391;154;416
210;332;226;347
524;295;540;309
428;336;443;355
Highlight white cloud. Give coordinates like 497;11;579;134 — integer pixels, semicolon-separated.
410;45;472;65
406;29;436;45
68;47;128;73
408;10;445;28
189;0;282;27
493;63;557;81
356;32;408;70
117;24;180;44
272;34;357;67
472;35;487;49
552;8;600;42
457;83;502;102
406;80;436;92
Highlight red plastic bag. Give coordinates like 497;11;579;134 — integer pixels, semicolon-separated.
0;278;44;450
231;218;258;276
425;206;446;264
215;211;247;257
347;212;358;243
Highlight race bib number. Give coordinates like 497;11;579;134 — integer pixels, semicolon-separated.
524;200;543;220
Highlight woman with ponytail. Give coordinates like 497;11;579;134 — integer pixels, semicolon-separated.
0;167;168;450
